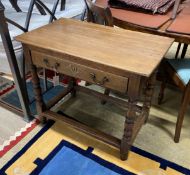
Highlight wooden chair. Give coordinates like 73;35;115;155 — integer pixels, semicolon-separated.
171;0;188;60
158;57;190;143
84;0;113;103
84;0;113;26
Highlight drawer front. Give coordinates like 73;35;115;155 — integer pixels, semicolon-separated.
31;51;128;93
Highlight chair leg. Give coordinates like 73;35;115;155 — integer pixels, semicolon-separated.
35;2;46;15
81;8;87;21
181;44;188;59
175;43;181;59
174;85;190;143
60;0;66;11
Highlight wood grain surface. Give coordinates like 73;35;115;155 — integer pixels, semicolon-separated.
16;18;174;77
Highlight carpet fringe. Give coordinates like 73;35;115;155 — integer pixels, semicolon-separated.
0;119;38;153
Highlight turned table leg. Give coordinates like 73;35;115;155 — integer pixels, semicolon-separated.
25;45;46;122
120;75;142;160
60;0;66;11
120;101;136;160
142;74;156;123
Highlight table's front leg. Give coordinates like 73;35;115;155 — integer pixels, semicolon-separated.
120;76;141;160
142;74;156;123
120;100;137;160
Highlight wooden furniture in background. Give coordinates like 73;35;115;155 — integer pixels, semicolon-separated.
158;58;190;143
95;0;190;44
171;0;182;19
85;0;113;26
16;18;173;160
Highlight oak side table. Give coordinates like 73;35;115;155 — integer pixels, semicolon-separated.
16;18;174;160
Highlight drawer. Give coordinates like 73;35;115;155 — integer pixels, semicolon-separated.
31;51;128;93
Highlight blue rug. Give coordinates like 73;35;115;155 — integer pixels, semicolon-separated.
0;78;65;115
31;139;134;175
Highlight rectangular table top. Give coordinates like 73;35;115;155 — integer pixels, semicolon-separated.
16;18;174;77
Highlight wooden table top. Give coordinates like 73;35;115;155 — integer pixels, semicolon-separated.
16;18;174;77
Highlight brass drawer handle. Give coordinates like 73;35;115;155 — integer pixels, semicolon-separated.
90;73;109;86
43;58;60;72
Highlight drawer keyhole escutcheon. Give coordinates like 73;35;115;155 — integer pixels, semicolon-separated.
70;65;78;74
90;73;109;86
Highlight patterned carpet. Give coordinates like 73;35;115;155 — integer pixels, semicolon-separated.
0;76;65;157
0;77;33;157
0;120;189;175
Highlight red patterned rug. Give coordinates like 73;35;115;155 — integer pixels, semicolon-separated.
0;71;80;158
0;76;39;158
